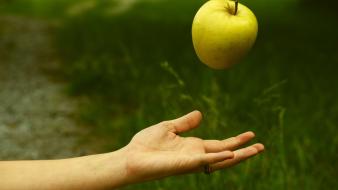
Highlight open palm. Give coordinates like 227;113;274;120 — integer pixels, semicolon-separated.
123;111;264;183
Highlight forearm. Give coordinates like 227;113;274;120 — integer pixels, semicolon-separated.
0;149;128;190
0;111;265;189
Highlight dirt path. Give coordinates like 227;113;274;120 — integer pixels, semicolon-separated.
0;16;95;160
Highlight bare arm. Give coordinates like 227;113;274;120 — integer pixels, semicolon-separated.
0;150;128;190
0;111;264;190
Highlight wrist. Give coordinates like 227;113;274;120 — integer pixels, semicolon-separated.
73;147;130;189
93;148;130;189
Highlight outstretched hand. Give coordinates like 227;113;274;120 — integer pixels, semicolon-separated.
0;110;265;190
123;111;264;183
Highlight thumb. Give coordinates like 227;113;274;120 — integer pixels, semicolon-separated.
170;110;202;134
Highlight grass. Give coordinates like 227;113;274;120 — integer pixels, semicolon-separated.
0;0;81;18
2;0;338;189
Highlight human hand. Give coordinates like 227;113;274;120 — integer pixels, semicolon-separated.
122;111;264;184
0;111;264;190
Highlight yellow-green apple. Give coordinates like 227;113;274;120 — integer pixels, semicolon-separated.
192;0;258;69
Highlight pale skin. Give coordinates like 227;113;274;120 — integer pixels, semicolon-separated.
0;111;264;190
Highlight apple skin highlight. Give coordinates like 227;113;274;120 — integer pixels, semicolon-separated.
192;0;258;69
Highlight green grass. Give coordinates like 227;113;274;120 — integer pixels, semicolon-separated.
0;0;82;18
2;0;338;189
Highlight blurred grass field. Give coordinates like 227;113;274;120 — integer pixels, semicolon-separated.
1;0;338;189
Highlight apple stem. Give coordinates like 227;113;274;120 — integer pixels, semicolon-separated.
234;0;239;15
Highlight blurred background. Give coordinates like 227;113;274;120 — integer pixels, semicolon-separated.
0;0;337;189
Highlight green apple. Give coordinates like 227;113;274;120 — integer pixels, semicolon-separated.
192;0;258;69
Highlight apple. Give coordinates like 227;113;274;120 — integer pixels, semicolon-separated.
192;0;258;69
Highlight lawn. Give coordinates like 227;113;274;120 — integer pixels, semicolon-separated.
1;0;337;189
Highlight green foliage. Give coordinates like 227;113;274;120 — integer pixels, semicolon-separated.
0;0;81;18
3;0;338;189
54;0;338;189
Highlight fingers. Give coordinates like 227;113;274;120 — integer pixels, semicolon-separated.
204;131;255;153
168;110;202;134
210;143;265;171
200;151;234;165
